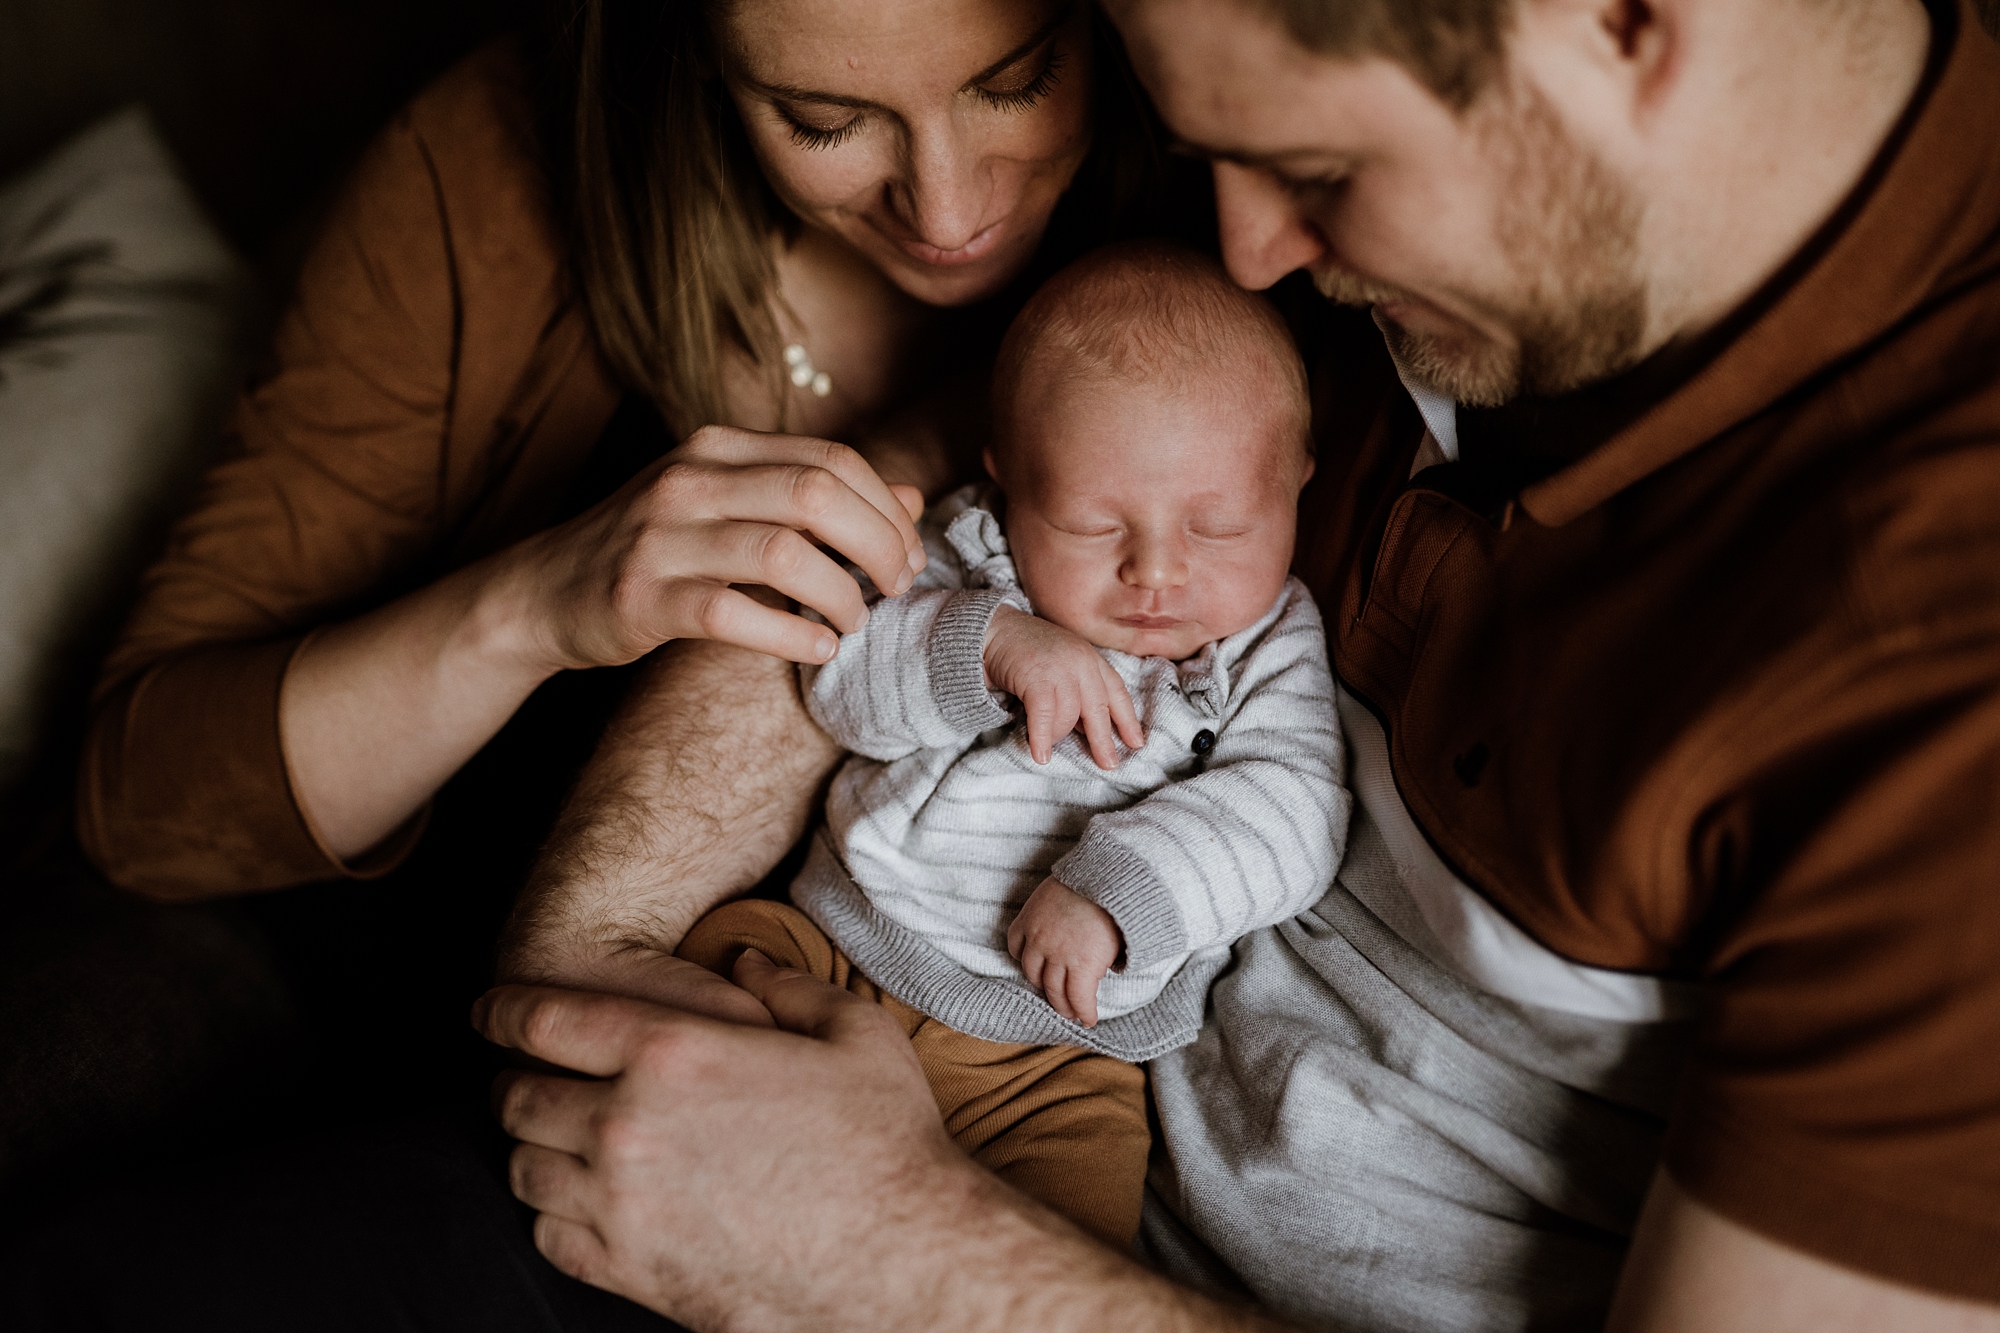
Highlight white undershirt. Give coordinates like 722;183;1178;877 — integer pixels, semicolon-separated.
1352;354;1700;1022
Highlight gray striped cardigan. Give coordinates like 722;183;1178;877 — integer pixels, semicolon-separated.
794;488;1350;1060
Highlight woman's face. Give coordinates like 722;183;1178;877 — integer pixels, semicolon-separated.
719;0;1094;307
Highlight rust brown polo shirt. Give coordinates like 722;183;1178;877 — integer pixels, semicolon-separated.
1293;0;2000;1299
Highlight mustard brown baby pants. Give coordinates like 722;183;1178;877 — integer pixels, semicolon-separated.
677;900;1149;1246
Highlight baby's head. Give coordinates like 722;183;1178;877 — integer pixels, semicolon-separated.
988;241;1313;661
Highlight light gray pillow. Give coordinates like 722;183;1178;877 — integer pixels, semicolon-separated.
0;107;255;796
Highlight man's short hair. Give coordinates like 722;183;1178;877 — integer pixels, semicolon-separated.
1253;0;1512;108
993;240;1310;455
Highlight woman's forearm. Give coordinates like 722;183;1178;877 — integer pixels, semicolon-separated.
278;545;559;861
496;635;842;993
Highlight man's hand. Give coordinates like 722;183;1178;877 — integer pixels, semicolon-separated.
984;605;1144;768
1007;877;1125;1027
477;952;1284;1333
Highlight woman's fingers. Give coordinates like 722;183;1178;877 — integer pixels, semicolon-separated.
676;430;925;580
653;462;916;605
887;483;925;524
676;521;870;635
652;582;841;665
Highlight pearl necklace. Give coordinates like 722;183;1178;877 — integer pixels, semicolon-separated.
784;343;832;398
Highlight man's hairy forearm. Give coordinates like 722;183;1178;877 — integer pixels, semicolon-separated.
498;638;839;986
847;1164;1297;1333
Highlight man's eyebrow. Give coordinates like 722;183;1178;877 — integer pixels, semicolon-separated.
1169;135;1348;175
745;5;1074;110
1168;135;1264;166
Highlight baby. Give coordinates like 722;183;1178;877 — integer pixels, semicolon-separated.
679;241;1349;1246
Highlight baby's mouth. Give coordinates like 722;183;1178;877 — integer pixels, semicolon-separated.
1117;614;1184;629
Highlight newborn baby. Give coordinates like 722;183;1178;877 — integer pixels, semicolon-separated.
679;241;1349;1246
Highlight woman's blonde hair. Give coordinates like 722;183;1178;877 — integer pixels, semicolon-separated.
541;0;1195;440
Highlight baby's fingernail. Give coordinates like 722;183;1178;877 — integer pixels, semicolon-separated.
816;636;837;662
892;569;913;595
853;606;869;632
907;545;925;572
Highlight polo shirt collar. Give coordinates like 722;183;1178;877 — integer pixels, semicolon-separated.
1514;0;2000;527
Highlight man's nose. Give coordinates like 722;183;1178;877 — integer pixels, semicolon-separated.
1122;534;1190;591
1214;160;1326;291
896;121;993;253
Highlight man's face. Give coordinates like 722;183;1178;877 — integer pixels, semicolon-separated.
1109;0;1649;405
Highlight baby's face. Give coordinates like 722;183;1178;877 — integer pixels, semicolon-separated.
994;370;1308;661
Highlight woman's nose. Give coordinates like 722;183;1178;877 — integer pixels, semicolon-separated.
1214;160;1327;291
895;121;993;253
1122;535;1190;591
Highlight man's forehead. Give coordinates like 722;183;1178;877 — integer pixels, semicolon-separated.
1108;0;1444;162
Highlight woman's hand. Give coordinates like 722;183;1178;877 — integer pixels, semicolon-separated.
517;426;928;671
983;605;1145;768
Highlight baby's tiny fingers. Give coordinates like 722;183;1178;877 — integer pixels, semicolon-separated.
1042;962;1072;1021
1069;968;1100;1028
1103;667;1146;751
1079;701;1121;771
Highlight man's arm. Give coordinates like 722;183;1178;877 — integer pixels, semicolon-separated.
1608;1171;2000;1333
496;634;839;1004
478;953;1295;1333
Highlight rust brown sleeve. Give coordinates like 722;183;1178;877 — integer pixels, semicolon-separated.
76;63;486;897
1665;649;2000;1302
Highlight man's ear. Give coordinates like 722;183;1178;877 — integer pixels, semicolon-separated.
1298;451;1316;488
982;446;1000;482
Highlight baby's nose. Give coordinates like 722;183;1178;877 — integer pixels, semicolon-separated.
1122;537;1190;589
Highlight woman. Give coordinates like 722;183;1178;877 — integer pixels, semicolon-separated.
78;0;1190;897
15;0;1194;1326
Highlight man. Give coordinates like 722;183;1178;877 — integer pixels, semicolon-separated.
487;0;2000;1328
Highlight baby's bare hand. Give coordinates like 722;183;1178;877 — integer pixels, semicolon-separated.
982;606;1144;769
1006;877;1124;1027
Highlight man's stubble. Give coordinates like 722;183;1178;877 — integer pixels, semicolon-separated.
1318;85;1649;408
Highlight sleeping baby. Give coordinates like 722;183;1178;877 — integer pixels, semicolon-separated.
679;240;1350;1246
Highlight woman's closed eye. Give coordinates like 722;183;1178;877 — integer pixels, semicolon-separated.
775;102;864;151
974;42;1066;114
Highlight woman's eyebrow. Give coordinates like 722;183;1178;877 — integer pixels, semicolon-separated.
744;5;1074;112
960;5;1074;91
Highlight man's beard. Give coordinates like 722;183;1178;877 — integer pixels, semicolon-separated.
1317;88;1648;408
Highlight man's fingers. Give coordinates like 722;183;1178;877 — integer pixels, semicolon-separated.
509;1140;597;1220
492;1068;606;1156
474;984;668;1077
533;1211;611;1288
730;948;883;1043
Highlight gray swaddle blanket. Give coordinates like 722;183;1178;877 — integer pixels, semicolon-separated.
793;485;1350;1060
